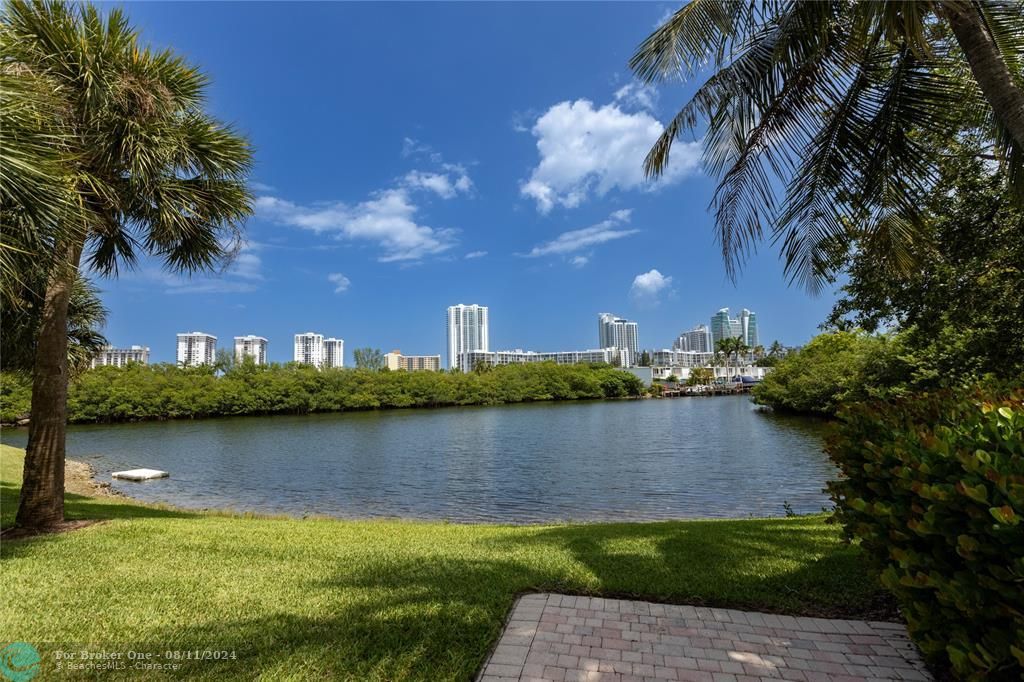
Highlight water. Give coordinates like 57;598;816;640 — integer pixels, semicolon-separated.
2;396;835;522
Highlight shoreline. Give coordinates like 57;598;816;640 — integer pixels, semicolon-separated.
64;456;124;499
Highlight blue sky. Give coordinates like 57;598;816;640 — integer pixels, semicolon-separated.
98;2;838;364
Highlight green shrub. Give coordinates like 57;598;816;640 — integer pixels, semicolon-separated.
827;388;1024;679
0;372;32;422
751;331;910;416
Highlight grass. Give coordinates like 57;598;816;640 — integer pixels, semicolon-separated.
0;444;889;680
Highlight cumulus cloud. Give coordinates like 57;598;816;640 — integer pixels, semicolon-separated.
403;164;473;199
520;97;701;212
327;272;351;294
257;139;473;262
465;250;488;259
525;209;638;259
630;268;673;299
569;255;589;268
256;189;457;262
614;82;658;111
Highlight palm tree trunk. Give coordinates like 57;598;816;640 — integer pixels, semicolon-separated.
942;1;1024;150
15;238;85;529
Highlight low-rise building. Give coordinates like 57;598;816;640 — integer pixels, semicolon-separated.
624;365;772;387
648;349;717;368
384;350;441;371
91;345;150;369
461;347;627;372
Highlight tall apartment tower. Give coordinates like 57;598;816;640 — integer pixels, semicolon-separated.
176;332;217;366
740;309;759;348
323;338;345;368
672;324;714;353
597;313;639;366
447;304;489;371
294;332;324;367
234;335;268;365
711;308;759;347
710;308;741;345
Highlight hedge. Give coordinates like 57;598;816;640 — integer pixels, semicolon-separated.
827;388;1024;679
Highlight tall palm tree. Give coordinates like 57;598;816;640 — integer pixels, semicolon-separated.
1;272;109;377
631;1;1024;291
2;1;253;529
723;336;751;378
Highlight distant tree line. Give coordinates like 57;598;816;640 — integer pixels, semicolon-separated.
0;361;645;424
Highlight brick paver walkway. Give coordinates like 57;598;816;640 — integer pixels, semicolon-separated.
478;593;931;682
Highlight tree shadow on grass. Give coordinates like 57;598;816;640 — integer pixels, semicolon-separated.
1;481;200;551
115;556;554;681
479;518;895;621
121;522;893;680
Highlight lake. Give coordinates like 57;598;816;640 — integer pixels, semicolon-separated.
2;396;835;522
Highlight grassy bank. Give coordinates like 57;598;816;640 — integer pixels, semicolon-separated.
1;445;888;680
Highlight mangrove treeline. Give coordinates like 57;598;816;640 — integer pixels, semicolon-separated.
0;361;646;424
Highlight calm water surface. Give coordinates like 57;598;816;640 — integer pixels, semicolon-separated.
2;396;835;522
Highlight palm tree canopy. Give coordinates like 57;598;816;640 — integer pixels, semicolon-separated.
1;273;108;376
0;0;253;281
631;0;1024;292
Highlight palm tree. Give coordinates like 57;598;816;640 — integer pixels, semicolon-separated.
631;1;1024;291
1;273;108;377
769;340;784;358
2;1;253;529
716;336;750;380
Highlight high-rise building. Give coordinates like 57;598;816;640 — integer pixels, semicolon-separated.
91;345;150;369
176;332;216;366
710;308;741;345
323;338;345;368
740;308;759;348
597;313;639;366
672;324;714;353
711;308;759;347
233;335;268;365
384;350;441;371
294;332;324;367
447;304;489;371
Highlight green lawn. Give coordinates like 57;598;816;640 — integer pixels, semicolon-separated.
0;445;888;680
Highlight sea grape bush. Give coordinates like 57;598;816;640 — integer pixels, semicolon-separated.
0;362;645;424
827;388;1024;680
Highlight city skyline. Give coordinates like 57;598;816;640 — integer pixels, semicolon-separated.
90;3;838;366
120;302;769;369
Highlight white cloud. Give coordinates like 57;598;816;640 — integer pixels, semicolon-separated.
614;82;658;111
570;255;589;268
403;164;473;199
327;272;351;294
227;245;263;281
401;137;439;161
520;97;701;213
250;181;276;193
465;250;488;259
630;268;673;298
526;209;638;257
256;189;457;262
